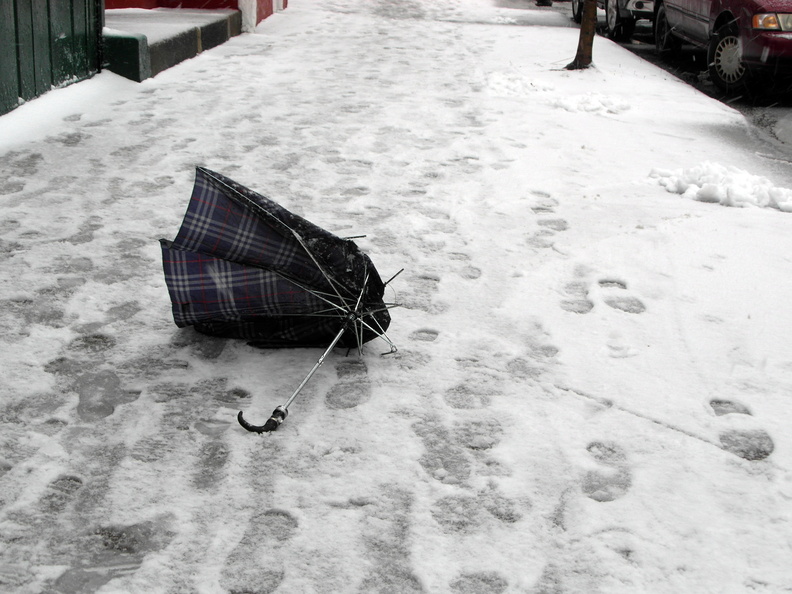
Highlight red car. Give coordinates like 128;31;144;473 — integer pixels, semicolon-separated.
655;0;792;92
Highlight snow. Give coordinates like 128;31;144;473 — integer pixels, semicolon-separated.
652;161;792;211
1;0;792;592
104;8;240;45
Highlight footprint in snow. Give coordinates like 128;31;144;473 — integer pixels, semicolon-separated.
48;516;175;594
606;331;639;359
560;276;646;315
431;486;524;533
560;280;594;314
410;328;439;342
453;417;504;451
213;386;253;409
599;279;646;314
506;357;544;379
65;217;103;246
537;218;569;232
530;191;557;211
219;509;298;594
459;265;482;279
443;384;491;410
527;228;557;249
401;273;447;314
710;399;774;460
526;196;567;249
358;485;424;593
391;348;432;371
192;440;231;490
449;571;508;594
413;409;509;485
4;462;133;591
0;151;44;193
710;399;751;416
106;301;142;323
502;325;559;380
40;475;84;516
413;417;472;484
448;252;482;280
73;370;141;422
326;358;371;410
719;430;774;461
52;330;138;422
581;441;632;502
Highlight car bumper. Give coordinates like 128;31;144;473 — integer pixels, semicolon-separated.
742;31;792;67
625;0;654;18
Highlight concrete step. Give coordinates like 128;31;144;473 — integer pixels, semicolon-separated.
103;8;242;82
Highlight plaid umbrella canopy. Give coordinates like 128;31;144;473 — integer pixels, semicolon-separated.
160;167;395;431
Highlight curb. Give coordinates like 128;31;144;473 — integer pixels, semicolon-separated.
104;10;243;82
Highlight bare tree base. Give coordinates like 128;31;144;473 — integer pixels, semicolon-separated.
565;59;593;70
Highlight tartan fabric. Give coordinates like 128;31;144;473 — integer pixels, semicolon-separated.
160;244;327;324
160;168;390;348
171;168;329;292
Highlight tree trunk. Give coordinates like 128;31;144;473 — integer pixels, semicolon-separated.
567;0;598;70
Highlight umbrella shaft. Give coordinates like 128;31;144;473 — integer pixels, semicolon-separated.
282;326;347;410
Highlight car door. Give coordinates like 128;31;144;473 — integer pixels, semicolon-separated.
662;0;692;37
687;0;713;41
663;0;709;41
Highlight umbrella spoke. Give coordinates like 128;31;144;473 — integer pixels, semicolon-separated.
358;316;398;354
288;228;358;304
274;273;356;317
384;268;404;286
357;318;364;356
354;269;370;314
360;303;401;316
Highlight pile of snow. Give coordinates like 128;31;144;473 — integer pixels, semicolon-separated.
551;91;630;114
651;161;792;212
484;70;556;97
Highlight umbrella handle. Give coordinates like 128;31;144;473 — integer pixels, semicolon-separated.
237;325;348;433
237;406;288;433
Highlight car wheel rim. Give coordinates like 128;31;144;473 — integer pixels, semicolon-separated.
714;36;745;83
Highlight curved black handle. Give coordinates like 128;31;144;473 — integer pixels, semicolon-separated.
237;406;288;433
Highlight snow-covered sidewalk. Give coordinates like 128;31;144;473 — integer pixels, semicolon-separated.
1;0;792;592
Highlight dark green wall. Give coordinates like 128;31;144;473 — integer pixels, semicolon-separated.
1;0;103;116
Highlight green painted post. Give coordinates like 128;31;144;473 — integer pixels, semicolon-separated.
49;0;74;86
0;0;20;114
15;0;37;101
88;0;102;73
2;0;103;115
72;0;89;78
32;0;53;95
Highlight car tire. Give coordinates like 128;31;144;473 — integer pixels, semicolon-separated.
605;0;636;41
655;3;681;57
707;24;749;93
571;0;584;24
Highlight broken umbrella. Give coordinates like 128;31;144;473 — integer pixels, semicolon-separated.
160;167;398;432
